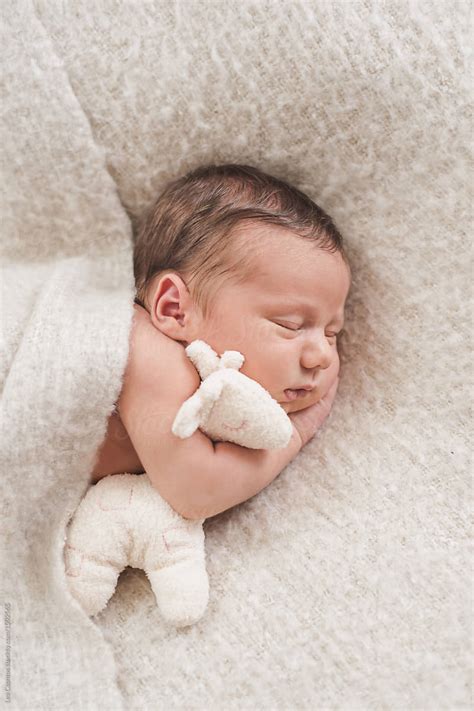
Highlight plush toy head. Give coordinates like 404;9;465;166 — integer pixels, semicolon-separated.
171;340;293;449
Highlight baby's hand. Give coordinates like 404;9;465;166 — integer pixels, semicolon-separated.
288;376;340;449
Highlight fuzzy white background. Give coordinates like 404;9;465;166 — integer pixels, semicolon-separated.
1;1;471;709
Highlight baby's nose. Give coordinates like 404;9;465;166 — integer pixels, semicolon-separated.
300;338;332;370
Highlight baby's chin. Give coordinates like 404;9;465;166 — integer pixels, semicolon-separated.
278;398;311;415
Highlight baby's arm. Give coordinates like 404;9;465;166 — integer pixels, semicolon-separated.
120;305;338;520
119;307;304;520
186;375;339;519
182;428;304;519
120;341;303;520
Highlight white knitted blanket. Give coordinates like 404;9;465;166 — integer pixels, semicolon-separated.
1;1;471;709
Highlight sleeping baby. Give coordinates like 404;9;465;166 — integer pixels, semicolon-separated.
90;163;351;520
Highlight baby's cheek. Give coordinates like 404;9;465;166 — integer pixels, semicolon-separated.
251;320;275;351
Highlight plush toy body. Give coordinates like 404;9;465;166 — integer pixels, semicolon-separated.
64;340;292;626
65;473;208;627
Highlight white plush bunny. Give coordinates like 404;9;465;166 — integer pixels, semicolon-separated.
64;340;292;627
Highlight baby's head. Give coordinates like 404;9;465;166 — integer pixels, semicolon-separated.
133;163;351;413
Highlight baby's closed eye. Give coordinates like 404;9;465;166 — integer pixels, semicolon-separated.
272;320;342;339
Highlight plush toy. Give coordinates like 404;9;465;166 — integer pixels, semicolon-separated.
64;340;292;627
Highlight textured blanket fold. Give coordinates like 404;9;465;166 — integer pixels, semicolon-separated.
1;5;135;708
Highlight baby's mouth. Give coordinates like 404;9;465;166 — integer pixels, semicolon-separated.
284;388;310;401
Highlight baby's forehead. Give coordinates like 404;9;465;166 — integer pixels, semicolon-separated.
243;263;349;317
253;252;349;285
233;226;350;290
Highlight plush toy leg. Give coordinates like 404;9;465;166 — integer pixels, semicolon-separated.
117;476;211;627
65;542;126;617
64;477;131;617
147;556;209;628
142;516;209;627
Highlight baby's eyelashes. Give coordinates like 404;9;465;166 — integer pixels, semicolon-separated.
273;320;301;331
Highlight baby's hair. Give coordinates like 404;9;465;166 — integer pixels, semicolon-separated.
133;163;349;319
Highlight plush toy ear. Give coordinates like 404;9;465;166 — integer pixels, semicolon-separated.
171;378;225;438
184;340;220;380
171;392;205;438
219;350;244;371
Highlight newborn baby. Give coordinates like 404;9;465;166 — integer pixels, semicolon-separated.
91;163;351;520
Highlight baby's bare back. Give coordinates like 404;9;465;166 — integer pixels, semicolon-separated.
90;407;144;483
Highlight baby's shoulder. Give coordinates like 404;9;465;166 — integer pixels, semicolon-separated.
116;304;200;413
